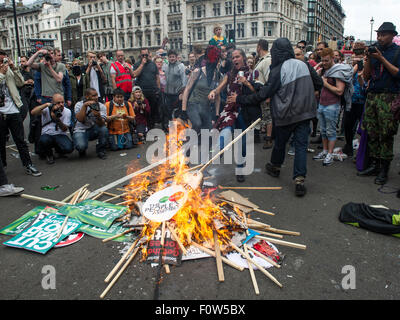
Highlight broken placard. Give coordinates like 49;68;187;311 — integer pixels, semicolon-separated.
3;214;82;254
57;200;128;229
0;206;58;236
182;245;211;261
146;228;182;266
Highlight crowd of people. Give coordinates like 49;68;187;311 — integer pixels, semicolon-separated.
0;22;400;199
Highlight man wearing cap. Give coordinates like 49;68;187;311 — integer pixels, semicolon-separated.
359;22;400;185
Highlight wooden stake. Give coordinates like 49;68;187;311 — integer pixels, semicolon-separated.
91;192;104;200
246;245;281;269
21;194;67;206
217;197;275;216
264;227;301;237
254;235;306;250
102;228;133;243
231;242;282;288
100;246;140;299
192;242;244;272
242;214;259;294
218;186;282;190
103;192;128;203
213;231;225;282
250;230;283;239
104;236;142;283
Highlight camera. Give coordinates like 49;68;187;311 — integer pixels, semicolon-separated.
44;54;52;62
88;102;100;112
368;43;379;54
357;60;364;72
2;58;8;64
49;104;63;118
91;60;97;66
185;68;191;75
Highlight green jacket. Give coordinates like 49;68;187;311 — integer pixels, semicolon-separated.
0;67;25;108
69;72;89;107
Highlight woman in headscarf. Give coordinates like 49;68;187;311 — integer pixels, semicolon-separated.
208;49;261;182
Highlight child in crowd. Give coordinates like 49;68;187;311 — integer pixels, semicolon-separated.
129;86;151;142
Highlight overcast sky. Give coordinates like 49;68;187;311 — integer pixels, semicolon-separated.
6;0;400;42
341;0;400;41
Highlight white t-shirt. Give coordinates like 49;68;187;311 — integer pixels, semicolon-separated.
0;82;19;115
73;100;107;133
90;67;100;96
41;106;71;136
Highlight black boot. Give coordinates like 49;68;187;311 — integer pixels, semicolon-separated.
357;158;380;176
375;160;391;185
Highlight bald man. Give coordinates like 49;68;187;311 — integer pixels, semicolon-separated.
31;93;73;164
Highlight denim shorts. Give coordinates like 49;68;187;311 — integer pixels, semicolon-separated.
317;103;340;141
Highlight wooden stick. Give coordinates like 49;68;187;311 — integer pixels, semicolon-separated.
21;194;67;206
102;228;134;243
103;192;128;203
244;242;259;294
103;191;120;197
164;264;171;274
116;199;134;206
166;223;187;255
250;230;283;239
247;219;271;228
100;246;140;299
191;242;244;272
264;227;301;237
199;118;261;173
91;192;104;200
218;186;282;190
213;231;225;282
217;197;275;216
246;245;281;268
231;243;282;288
254;235;306;250
104;236;142;283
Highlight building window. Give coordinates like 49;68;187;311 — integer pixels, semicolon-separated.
75;32;80;39
146;34;151;46
225;1;232;15
213;3;221;16
109;35;114;48
155;12;160;24
103;36;107;49
63;33;67;41
237;0;245;13
251;0;258;12
251;22;258;36
145;14;150;25
156;33;161;46
136;15;141;26
237;23;244;38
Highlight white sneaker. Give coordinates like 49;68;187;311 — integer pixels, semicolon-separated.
313;151;327;161
0;184;24;197
323;153;333;166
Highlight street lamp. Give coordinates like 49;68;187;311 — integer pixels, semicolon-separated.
370;17;374;44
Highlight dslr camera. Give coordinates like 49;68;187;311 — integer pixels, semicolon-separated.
88;102;100;112
91;60;97;66
49;104;63;118
44;54;52;62
368;43;379;54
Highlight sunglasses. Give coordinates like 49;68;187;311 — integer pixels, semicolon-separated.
298;46;305;49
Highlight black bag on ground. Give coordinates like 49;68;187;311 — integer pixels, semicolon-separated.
339;202;400;237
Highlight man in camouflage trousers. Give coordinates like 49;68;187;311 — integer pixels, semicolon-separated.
359;22;400;185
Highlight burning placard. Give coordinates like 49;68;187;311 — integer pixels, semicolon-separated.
142;185;188;223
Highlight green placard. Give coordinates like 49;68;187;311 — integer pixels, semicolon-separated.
57;200;128;229
3;214;82;254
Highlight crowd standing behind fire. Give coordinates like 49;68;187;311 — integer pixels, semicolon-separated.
0;22;400;199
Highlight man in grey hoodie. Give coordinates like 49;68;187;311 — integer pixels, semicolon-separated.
162;49;187;131
227;38;317;197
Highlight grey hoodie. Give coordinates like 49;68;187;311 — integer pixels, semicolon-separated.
162;62;187;95
237;38;317;126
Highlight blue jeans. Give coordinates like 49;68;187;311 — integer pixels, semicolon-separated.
108;133;134;151
73;125;109;154
219;112;247;168
39;134;74;157
317;103;340;141
271;120;311;180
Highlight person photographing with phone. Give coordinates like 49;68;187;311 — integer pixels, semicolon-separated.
358;22;400;185
133;48;161;129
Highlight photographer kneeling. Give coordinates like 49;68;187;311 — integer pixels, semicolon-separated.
73;88;108;160
31;93;73;164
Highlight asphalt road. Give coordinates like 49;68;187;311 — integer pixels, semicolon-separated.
0;131;399;302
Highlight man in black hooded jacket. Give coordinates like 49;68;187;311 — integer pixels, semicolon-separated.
227;38;317;197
